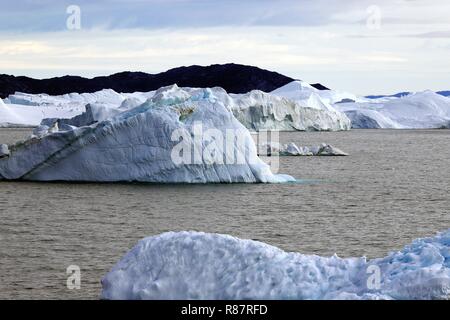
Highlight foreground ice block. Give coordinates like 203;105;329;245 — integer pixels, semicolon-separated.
0;87;294;183
101;230;450;300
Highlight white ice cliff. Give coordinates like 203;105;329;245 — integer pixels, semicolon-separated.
231;89;351;131
265;81;352;130
101;230;450;300
0;86;294;183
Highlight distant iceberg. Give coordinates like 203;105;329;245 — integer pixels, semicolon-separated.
5;89;127;107
336;91;450;129
0;89;142;127
0;93;87;127
271;80;360;105
265;81;352;131
101;230;450;300
232;89;351;131
0;86;294;183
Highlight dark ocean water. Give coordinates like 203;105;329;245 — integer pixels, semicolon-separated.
0;128;449;299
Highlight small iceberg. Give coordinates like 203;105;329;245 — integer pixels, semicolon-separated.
259;142;348;156
101;230;450;300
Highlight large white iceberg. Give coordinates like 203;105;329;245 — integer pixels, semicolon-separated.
101;230;450;300
0;86;294;183
336;91;450;129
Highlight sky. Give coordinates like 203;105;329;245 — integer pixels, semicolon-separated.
0;0;449;95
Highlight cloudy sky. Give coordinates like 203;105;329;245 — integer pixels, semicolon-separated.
0;0;449;95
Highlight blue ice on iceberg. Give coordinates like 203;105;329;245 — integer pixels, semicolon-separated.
101;230;450;300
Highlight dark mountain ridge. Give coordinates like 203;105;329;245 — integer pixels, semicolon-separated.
0;63;328;98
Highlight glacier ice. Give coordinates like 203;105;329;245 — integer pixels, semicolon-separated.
0;86;294;183
101;230;450;300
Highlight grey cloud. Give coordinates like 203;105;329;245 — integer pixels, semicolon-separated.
0;0;370;32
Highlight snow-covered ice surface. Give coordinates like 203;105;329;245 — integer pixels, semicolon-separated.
0;89;137;127
336;91;450;129
101;230;450;300
5;89;128;107
0;102;85;127
0;85;294;183
271;81;361;105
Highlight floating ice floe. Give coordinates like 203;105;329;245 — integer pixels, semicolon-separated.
0;86;294;183
101;229;450;300
335;91;450;129
259;142;348;156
